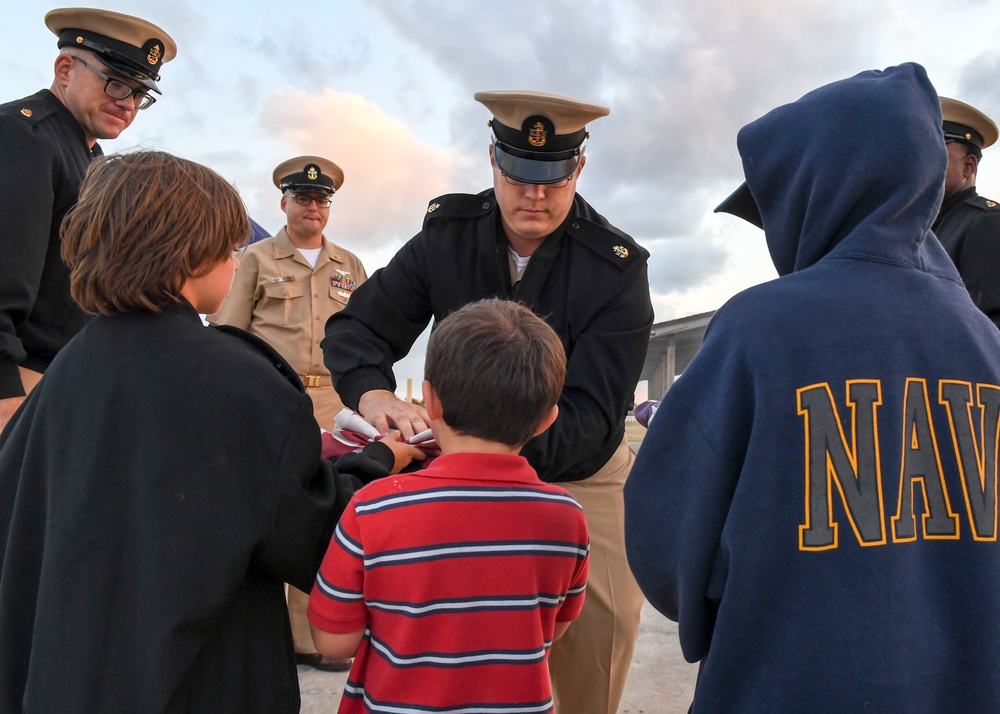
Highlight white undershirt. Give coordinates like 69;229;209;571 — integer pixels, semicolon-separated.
508;246;531;281
297;247;322;269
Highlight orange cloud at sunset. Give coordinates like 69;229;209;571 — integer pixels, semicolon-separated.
260;87;478;252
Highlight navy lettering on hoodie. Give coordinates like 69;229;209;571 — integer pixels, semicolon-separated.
893;378;959;541
799;378;1000;549
798;381;886;550
939;380;1000;541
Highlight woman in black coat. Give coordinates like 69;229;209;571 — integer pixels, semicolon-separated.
0;150;419;713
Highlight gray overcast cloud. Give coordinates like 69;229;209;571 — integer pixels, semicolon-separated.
4;0;998;389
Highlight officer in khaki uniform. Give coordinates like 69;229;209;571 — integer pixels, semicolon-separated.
209;155;367;672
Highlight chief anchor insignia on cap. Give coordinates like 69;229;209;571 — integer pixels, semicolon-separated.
272;156;345;195
44;8;176;94
528;121;548;147
475;90;610;184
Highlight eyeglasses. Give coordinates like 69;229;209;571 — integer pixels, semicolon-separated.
500;171;575;189
286;194;333;208
72;56;156;110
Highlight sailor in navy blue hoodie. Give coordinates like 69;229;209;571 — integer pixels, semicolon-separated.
624;63;1000;713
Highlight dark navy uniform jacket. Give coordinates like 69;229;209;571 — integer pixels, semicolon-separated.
0;301;393;712
0;89;99;398
933;186;1000;328
323;189;653;483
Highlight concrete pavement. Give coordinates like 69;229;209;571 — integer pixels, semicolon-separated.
297;599;699;713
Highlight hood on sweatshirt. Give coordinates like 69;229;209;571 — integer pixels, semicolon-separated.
719;63;950;278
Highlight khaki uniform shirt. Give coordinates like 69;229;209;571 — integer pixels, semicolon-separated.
209;228;367;428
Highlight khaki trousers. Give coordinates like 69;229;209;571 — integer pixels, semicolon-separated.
18;367;43;394
549;437;645;714
305;384;343;434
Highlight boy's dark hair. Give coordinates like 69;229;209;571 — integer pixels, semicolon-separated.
61;150;249;316
425;298;566;447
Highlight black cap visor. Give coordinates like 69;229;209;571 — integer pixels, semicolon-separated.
714;182;763;229
282;183;335;196
59;31;163;93
96;57;161;94
493;141;581;185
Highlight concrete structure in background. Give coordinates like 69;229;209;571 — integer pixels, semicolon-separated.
640;311;714;399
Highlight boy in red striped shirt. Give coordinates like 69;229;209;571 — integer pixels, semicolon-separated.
308;298;589;713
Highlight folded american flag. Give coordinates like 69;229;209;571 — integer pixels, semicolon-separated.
321;408;440;460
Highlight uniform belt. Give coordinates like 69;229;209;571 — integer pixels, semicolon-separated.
300;374;332;388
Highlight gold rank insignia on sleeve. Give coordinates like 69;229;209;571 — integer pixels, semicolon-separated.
428;203;441;213
613;245;629;259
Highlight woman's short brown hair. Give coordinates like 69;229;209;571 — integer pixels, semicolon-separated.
425;299;566;447
61;150;249;315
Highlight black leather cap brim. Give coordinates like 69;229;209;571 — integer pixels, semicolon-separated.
493;143;581;184
714;182;763;229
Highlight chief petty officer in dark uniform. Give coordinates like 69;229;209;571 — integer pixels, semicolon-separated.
0;8;175;432
323;90;653;714
933;96;1000;328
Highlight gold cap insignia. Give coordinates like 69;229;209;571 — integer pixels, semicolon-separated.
528;121;547;147
988;201;998;208
427;202;441;213
76;36;83;44
147;44;162;66
307;166;319;181
20;108;32;118
613;245;629;259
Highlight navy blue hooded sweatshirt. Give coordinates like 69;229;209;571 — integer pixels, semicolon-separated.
625;63;1000;712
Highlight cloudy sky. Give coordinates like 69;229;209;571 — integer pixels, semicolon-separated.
6;0;1000;396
